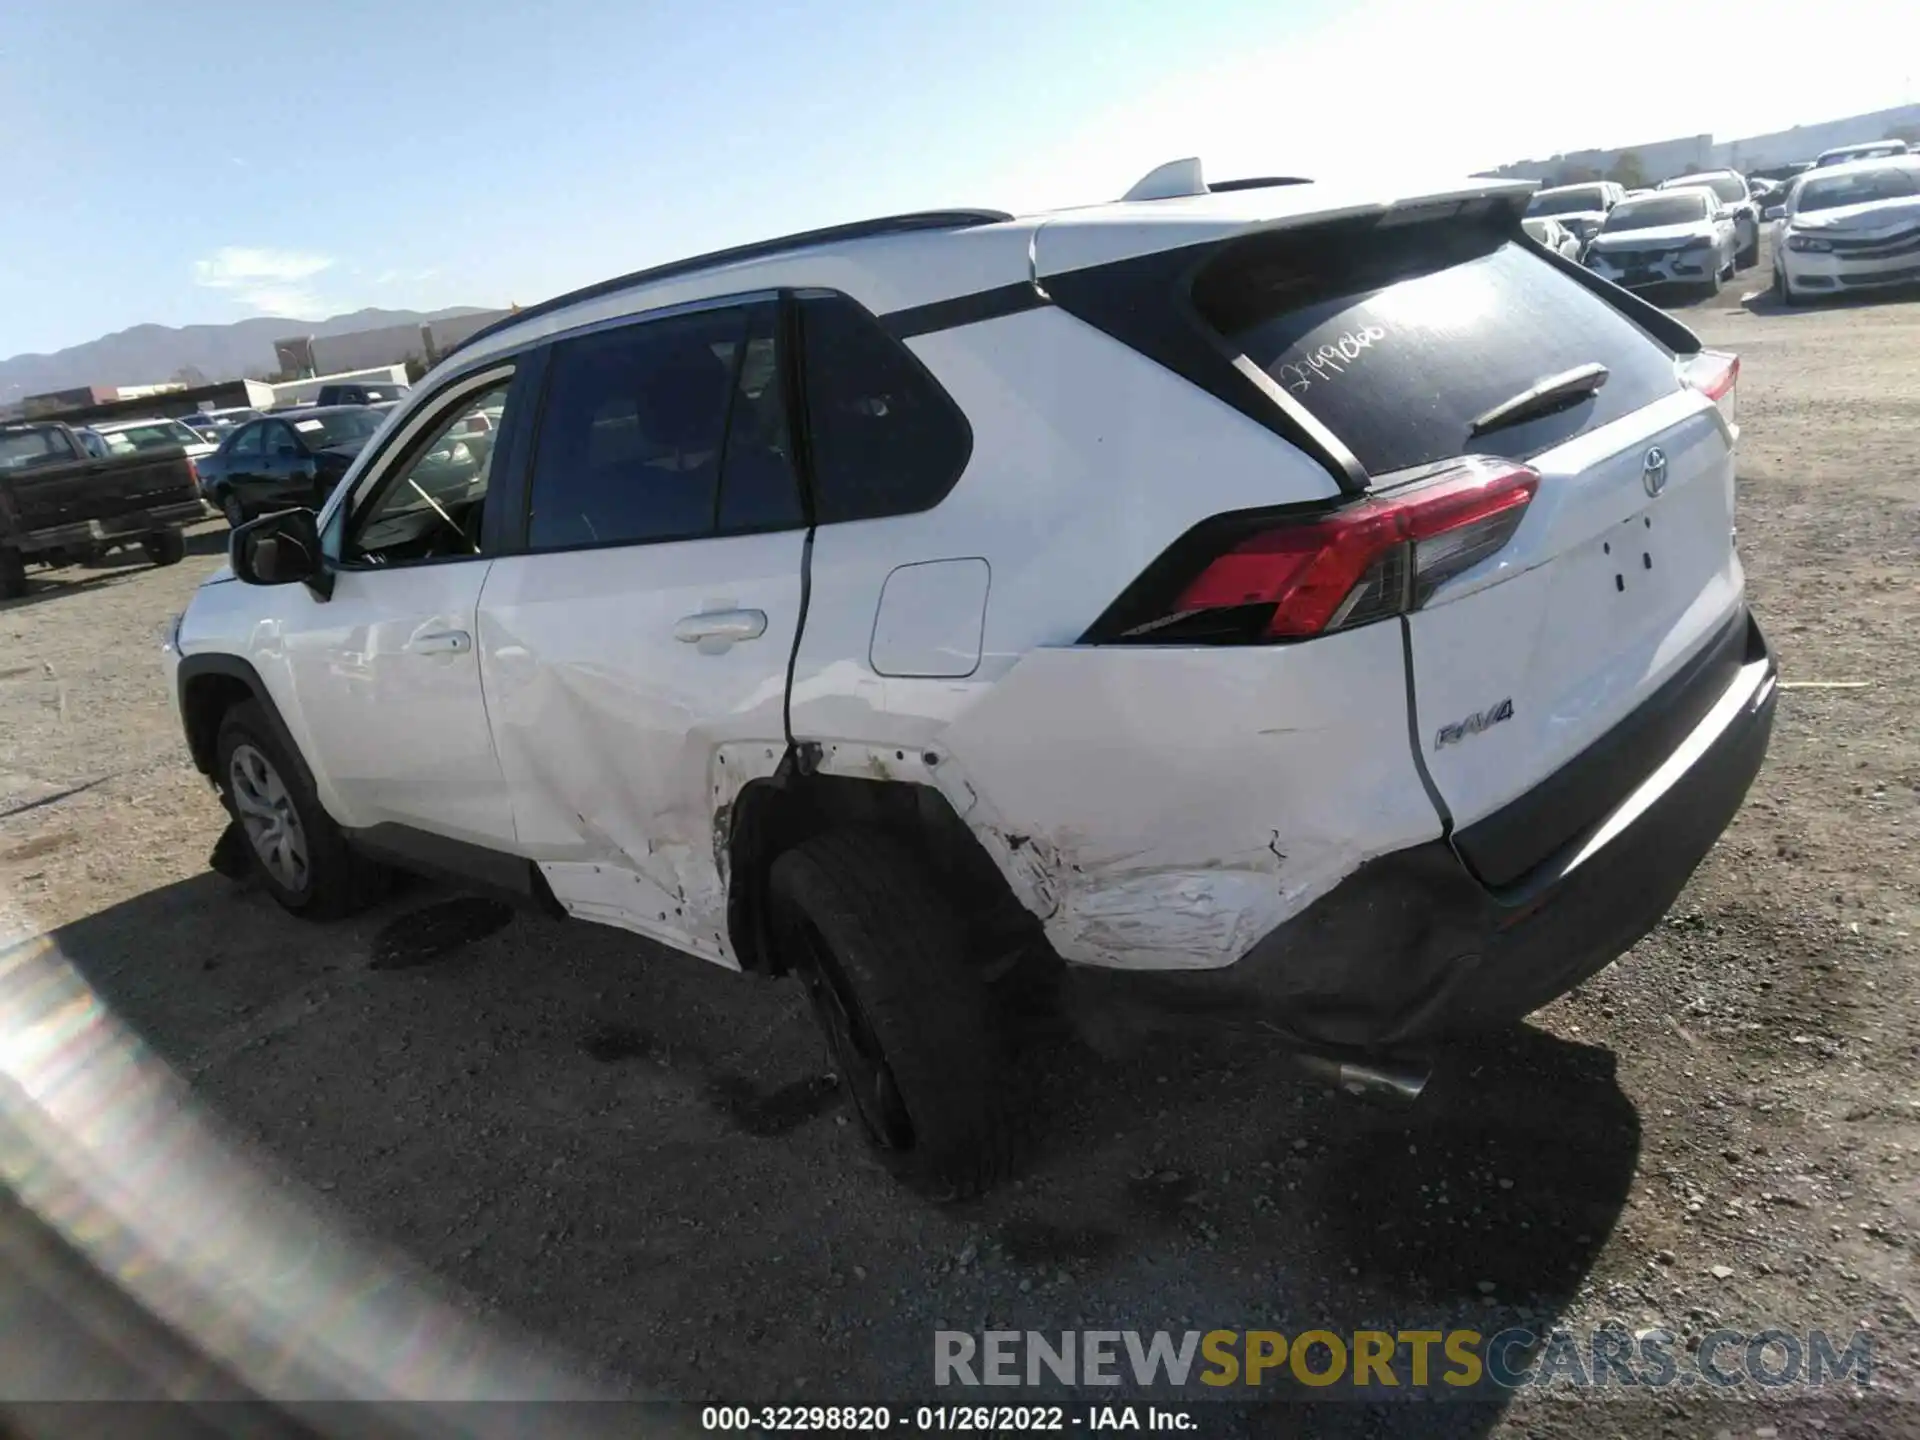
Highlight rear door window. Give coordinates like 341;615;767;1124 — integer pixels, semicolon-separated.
525;300;802;550
1193;217;1684;477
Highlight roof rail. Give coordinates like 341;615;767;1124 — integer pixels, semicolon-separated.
1208;176;1314;193
443;209;1013;360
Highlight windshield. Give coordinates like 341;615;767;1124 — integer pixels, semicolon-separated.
95;420;205;452
0;427;77;471
1603;194;1709;231
1525;185;1607;216
1665;174;1744;204
1796;165;1920;213
289;409;385;450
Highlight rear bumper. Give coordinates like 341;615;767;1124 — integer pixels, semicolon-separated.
1065;610;1776;1051
15;501;205;553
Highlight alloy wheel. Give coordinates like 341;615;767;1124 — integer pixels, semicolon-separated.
228;744;309;891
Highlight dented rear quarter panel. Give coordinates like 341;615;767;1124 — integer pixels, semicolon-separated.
937;620;1443;970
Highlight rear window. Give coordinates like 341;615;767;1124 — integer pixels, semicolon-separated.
0;428;77;471
1525;186;1606;216
1194;217;1683;477
1604;194;1709;230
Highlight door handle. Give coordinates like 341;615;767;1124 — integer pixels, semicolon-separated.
408;630;472;656
674;609;767;646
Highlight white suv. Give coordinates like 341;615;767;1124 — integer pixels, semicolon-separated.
164;160;1777;1197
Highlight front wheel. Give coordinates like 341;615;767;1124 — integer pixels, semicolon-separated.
222;494;246;530
143;528;185;567
0;549;25;601
1776;264;1804;308
769;828;1029;1199
214;700;388;919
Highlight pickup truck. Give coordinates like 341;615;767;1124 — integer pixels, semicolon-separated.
0;421;205;599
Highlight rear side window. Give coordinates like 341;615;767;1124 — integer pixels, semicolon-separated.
1194;218;1683;477
526;301;801;550
799;293;970;524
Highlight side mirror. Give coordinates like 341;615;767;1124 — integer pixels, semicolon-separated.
1764;205;1786;222
231;508;331;598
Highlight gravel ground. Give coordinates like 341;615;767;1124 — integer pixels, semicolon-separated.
3;243;1917;1438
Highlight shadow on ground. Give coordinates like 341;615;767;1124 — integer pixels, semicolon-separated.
37;871;1641;1432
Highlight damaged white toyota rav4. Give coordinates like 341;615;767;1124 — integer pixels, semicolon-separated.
164;159;1775;1198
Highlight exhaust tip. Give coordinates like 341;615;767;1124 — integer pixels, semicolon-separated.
1296;1053;1431;1101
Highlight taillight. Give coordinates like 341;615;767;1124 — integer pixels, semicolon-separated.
1084;457;1540;645
1681;349;1738;430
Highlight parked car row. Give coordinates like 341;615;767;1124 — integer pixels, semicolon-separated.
1523;141;1916;306
1526;170;1759;296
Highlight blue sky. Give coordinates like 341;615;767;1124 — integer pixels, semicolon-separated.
2;0;1914;359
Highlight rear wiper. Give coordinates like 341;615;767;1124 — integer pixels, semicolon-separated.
1469;362;1610;437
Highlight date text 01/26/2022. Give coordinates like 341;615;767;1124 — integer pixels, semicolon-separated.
699;1405;1195;1431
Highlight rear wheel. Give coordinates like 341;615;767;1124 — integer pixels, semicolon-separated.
0;549;25;601
769;828;1028;1200
214;700;388;919
143;528;185;567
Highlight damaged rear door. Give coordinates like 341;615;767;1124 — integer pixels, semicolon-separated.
474;295;807;963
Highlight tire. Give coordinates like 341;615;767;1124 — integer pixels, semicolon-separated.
0;548;25;601
222;494;246;530
1776;264;1804;308
143;528;185;567
213;700;388;919
769;828;1028;1200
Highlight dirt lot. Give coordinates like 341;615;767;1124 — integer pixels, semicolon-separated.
3;246;1917;1437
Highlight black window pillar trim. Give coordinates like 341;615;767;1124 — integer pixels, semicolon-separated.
1041;239;1370;495
478;348;548;558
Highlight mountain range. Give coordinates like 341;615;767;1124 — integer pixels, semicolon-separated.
0;307;489;402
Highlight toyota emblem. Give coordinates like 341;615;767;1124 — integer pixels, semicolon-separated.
1642;446;1669;498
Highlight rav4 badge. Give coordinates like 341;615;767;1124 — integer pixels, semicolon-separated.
1435;697;1515;750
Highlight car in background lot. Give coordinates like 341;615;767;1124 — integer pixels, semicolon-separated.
0;420;202;597
1584;189;1738;297
1523;181;1626;246
314;382;410;407
1522;216;1583;258
1769;155;1920;306
195;405;387;528
165;168;1769;1195
177;409;258;443
1658;169;1761;269
1814;140;1909;168
85;416;218;465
